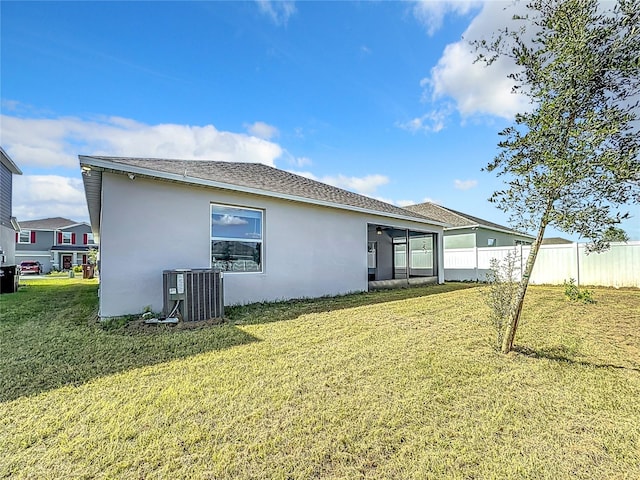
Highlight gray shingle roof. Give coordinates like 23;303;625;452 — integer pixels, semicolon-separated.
542;237;573;245
79;156;443;225
404;202;533;237
18;217;79;230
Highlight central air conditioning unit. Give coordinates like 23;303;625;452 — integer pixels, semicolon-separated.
162;269;224;322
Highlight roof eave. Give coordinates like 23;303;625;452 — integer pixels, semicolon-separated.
59;222;91;230
79;156;449;229
0;147;22;175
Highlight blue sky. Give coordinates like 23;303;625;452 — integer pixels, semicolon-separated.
2;1;638;241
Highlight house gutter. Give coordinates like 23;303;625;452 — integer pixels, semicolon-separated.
445;224;535;239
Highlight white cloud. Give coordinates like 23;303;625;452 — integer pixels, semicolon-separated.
1;114;284;169
256;0;296;26
397;105;452;133
212;215;248;226
454;179;478;190
423;1;531;120
245;121;279;140
280;150;313;168
3;113;287;222
412;0;481;36
292;156;312;168
13;175;89;222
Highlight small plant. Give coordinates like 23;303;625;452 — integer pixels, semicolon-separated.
73;265;83;273
563;278;596;304
87;247;98;265
482;250;520;350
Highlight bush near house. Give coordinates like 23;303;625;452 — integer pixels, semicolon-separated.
1;278;639;479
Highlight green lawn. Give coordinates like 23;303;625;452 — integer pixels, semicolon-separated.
1;278;639;479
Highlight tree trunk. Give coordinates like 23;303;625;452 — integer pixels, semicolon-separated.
500;209;551;354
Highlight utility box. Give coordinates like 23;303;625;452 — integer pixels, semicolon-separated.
82;264;95;279
0;265;19;294
162;269;224;322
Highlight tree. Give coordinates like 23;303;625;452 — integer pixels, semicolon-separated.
475;0;640;353
600;226;630;244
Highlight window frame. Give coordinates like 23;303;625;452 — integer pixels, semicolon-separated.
210;203;264;274
62;232;73;245
18;230;32;244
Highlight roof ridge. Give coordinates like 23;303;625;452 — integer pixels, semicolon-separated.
404;201;533;237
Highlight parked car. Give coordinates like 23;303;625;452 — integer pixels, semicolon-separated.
18;261;43;275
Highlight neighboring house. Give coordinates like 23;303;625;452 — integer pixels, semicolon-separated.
404;202;535;248
0;147;22;267
542;237;573;245
15;217;97;273
79;156;447;318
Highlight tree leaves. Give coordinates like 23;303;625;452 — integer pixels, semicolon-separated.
477;0;640;250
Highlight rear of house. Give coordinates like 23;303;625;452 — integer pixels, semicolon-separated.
80;156;446;318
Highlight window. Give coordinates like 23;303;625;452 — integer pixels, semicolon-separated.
84;233;95;245
487;238;496;247
62;232;73;244
211;204;263;272
18;230;34;243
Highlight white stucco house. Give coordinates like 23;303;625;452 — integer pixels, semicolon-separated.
79;156;447;319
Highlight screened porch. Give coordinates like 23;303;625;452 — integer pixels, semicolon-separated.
367;224;439;289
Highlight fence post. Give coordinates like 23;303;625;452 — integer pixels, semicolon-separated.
576;242;581;287
519;244;524;282
474;246;479;282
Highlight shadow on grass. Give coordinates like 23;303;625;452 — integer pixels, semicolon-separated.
1;281;477;403
226;282;480;326
514;345;640;373
0;282;260;403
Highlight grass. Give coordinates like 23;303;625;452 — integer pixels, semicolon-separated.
1;278;639;479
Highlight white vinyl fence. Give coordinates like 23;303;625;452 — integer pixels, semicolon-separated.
444;241;640;288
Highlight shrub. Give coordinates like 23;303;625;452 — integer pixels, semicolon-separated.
73;265;83;273
563;278;596;304
482;250;520;350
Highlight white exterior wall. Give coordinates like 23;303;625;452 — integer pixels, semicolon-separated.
444;242;640;287
0;225;16;266
99;173;444;317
